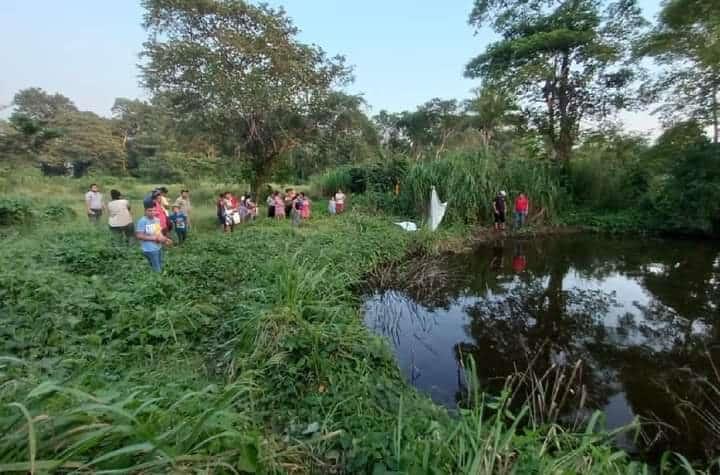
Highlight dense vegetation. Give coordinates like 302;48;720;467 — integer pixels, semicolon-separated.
1;0;720;472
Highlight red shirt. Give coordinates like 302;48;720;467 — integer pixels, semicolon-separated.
154;201;168;230
515;195;529;213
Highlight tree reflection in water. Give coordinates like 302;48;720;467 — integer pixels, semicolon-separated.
362;235;720;463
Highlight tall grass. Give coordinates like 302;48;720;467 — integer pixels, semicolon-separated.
400;151;562;224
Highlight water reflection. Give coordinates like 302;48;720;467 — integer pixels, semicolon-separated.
362;235;720;462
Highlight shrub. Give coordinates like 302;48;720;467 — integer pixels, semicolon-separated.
0;197;34;225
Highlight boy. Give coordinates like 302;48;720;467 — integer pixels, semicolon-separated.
135;198;173;272
85;183;104;224
169;204;188;244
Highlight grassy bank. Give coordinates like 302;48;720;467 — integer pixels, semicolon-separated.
0;174;702;473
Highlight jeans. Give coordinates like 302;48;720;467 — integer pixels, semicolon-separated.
175;229;187;244
143;249;163;272
514;211;527;228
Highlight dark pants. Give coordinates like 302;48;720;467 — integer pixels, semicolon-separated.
88;209;102;224
143;249;163;272
175;228;187;244
110;224;134;243
268;206;275;218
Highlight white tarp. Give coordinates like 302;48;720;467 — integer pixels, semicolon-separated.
395;221;418;232
428;186;447;231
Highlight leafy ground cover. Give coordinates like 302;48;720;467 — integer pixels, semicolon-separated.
0;176;707;473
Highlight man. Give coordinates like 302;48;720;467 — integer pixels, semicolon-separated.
514;192;530;228
492;191;507;231
85;183;104;224
174;189;192;227
135;197;172;272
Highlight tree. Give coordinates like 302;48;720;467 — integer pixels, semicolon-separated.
140;0;351;191
463;86;522;149
46;111;125;172
466;0;647;162
12;87;77;122
637;0;720;143
395;98;462;159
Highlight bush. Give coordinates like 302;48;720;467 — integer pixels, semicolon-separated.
0;197;34;225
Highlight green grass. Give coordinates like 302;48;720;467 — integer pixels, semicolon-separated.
0;172;709;473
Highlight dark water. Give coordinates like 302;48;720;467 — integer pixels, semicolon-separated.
363;235;720;462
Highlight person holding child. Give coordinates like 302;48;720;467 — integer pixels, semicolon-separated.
136;197;173;272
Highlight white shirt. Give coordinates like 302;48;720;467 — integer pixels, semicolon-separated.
107;199;132;227
85;191;103;210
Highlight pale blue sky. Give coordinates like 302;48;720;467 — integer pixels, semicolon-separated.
1;0;662;131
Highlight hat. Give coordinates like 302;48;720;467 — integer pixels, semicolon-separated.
500;190;507;197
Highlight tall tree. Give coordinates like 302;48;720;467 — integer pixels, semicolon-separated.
140;0;351;191
637;0;720;143
466;0;647;162
464;86;522;149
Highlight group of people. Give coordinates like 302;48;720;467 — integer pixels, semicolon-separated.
492;191;530;231
85;184;192;271
85;183;348;272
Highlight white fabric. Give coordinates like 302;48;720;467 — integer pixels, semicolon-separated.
428;186;447;231
395;221;418;232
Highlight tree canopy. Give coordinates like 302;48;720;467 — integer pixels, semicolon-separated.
140;0;352;190
466;0;647;161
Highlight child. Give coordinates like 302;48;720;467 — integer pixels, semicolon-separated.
328;196;336;215
169;205;188;244
135;198;172;272
274;193;285;220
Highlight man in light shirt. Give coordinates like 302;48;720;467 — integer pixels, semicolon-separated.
85;183;105;224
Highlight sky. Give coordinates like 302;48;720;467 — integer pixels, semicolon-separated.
0;0;663;133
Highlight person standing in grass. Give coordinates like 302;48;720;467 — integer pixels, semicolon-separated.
266;192;276;219
274;192;285;220
291;194;302;226
107;189;134;242
334;189;346;214
298;192;311;220
136;198;172;272
174;189;192;228
85;183;104;224
169;205;188;244
328;195;337;215
493;191;507;231
152;190;170;236
514;192;530;229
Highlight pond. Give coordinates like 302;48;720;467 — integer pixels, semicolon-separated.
362;235;720;463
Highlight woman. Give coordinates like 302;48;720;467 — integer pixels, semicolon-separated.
153;190;170;235
107;189;133;242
